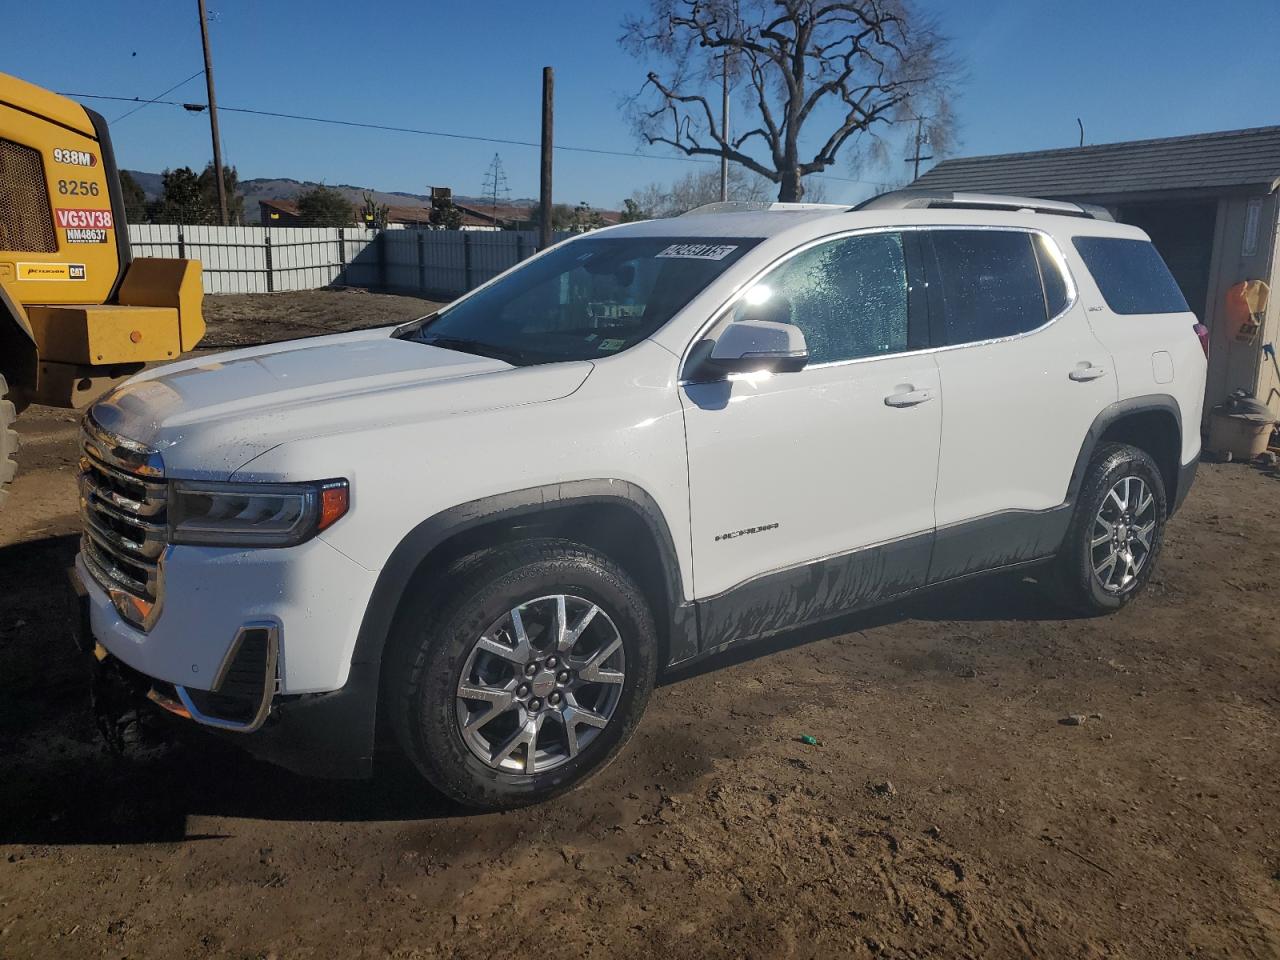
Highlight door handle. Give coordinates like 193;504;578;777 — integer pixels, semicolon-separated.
1069;364;1108;382
884;387;934;408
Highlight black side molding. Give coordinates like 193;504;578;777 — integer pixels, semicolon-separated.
1171;459;1198;517
928;504;1072;584
692;530;933;657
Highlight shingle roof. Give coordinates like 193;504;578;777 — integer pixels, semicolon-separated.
913;126;1280;199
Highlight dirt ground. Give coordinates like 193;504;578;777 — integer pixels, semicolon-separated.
202;288;441;348
2;292;1280;959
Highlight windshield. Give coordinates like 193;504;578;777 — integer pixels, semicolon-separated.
397;235;761;365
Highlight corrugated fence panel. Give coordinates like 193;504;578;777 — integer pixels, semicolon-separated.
185;225;270;294
340;228;380;289
124;225;572;297
127;223;180;259
381;231;419;293
271;226;341;292
420;231;466;298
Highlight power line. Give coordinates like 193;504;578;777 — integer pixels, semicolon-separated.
62;90;896;188
111;70;206;124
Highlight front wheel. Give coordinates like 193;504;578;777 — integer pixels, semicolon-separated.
0;375;17;508
387;538;658;810
1054;442;1167;614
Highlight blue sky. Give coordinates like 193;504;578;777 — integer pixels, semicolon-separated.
9;1;1280;209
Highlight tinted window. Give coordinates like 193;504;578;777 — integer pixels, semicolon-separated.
399;236;760;365
1072;236;1190;315
734;232;909;364
1034;234;1071;317
930;230;1048;345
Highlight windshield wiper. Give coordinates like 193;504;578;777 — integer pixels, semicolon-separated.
415;335;525;366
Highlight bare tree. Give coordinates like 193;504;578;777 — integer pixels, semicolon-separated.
622;0;955;201
627;164;826;218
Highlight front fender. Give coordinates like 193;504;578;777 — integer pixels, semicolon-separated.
349;479;693;674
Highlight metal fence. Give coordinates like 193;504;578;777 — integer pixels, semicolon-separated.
126;224;574;298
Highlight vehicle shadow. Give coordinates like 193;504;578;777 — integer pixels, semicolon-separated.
0;533;467;846
0;531;1074;845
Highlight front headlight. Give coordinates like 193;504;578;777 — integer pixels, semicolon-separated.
168;479;349;547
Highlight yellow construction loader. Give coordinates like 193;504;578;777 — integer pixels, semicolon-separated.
0;70;204;506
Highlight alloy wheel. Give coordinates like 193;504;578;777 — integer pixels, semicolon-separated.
1091;475;1157;594
455;594;625;774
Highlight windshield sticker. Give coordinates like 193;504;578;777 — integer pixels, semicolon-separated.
598;338;626;352
656;242;738;261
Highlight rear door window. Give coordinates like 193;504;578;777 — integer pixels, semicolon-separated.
1072;236;1190;315
926;230;1050;345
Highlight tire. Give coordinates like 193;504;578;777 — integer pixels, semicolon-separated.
0;375;18;509
386;538;658;810
1054;442;1167;614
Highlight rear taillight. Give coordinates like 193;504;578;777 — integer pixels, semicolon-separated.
1193;323;1209;357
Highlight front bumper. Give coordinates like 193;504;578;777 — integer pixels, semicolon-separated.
76;535;378;694
73;535;384;779
73;573;379;780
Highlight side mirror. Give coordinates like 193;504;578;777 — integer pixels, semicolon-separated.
707;319;809;375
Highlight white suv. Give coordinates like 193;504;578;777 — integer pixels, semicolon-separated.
75;191;1207;809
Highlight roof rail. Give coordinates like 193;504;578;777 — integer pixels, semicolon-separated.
681;200;849;216
853;189;1114;221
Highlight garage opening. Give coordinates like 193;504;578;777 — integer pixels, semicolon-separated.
1114;200;1217;322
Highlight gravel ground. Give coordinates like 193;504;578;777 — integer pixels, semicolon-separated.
1;293;1278;959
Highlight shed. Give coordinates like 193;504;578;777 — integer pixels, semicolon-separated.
914;127;1280;420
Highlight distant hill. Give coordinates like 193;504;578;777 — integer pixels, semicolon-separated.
124;169;164;199
123;170;536;217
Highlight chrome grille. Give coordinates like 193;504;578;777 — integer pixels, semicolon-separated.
79;415;167;630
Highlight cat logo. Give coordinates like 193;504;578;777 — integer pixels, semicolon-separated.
16;262;87;281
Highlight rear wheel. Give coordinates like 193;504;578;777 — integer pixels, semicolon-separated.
0;375;18;508
1055;442;1167;614
387;538;658;810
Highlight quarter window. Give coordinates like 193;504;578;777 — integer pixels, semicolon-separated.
929;230;1050;345
735;232;909;364
1034;234;1071;318
1072;236;1190;315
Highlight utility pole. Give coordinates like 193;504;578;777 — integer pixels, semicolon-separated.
905;117;933;182
719;50;730;202
197;0;228;225
539;67;554;250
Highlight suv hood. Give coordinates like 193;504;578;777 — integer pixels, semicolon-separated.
90;327;593;477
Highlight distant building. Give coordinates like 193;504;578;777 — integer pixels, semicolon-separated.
258;198;306;226
259;197;526;230
914;125;1280;418
258;197;623;232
